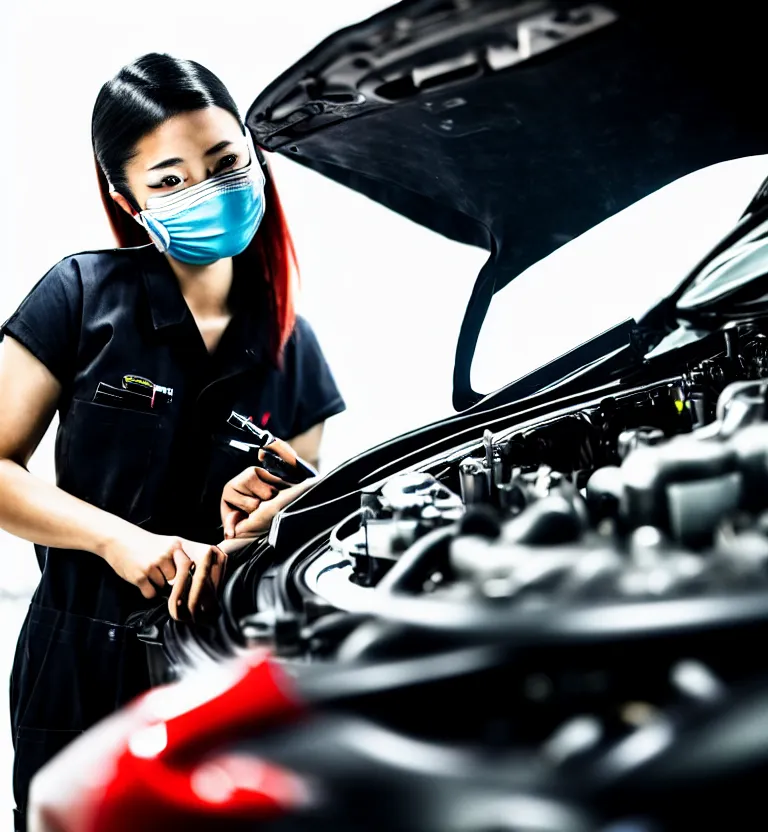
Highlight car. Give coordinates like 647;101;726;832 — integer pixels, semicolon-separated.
28;1;768;830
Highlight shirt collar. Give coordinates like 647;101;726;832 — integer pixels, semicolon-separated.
137;245;272;364
138;245;190;331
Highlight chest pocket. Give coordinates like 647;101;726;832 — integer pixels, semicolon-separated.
58;399;167;525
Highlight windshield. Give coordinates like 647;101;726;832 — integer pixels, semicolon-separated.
471;156;768;396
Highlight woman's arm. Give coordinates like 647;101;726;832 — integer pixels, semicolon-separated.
0;337;127;554
0;337;225;618
286;422;325;471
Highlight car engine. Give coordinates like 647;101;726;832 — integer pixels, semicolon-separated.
216;326;768;655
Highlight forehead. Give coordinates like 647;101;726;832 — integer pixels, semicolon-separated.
131;107;244;166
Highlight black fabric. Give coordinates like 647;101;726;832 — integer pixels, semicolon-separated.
264;316;347;439
0;262;83;399
0;243;345;822
10;602;150;827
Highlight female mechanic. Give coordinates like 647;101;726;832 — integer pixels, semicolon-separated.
0;53;345;830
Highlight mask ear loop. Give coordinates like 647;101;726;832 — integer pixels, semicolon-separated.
113;174;167;249
105;172;147;229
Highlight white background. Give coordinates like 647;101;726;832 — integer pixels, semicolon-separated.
0;0;767;819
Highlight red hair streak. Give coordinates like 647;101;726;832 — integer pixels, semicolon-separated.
94;145;298;364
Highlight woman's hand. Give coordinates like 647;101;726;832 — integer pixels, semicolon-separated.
220;466;283;539
227;478;317;539
220;438;302;538
101;527;227;621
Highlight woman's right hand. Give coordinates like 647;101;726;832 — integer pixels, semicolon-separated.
101;527;227;621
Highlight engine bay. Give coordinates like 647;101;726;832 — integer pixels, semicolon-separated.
249;325;768;633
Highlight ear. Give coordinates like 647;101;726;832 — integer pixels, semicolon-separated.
110;190;140;220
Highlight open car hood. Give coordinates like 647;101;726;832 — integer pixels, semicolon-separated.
246;0;768;410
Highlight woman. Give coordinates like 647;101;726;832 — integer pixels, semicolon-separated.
0;53;345;830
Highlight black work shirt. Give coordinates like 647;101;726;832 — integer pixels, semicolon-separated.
0;244;345;622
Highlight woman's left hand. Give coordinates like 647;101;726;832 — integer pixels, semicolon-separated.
221;438;316;539
228;477;317;539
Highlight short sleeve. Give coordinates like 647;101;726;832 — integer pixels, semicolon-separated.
0;257;83;385
284;316;346;437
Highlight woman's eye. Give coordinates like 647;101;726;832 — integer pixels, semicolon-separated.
215;154;238;172
148;175;183;189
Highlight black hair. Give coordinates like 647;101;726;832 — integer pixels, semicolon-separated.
92;52;246;215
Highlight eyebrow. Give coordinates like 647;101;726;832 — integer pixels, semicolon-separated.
146;140;234;172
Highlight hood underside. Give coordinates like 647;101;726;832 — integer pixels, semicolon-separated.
246;0;768;409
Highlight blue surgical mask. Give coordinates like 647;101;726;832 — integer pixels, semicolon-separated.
136;133;266;265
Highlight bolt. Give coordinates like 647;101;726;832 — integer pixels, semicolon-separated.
524;674;554;702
